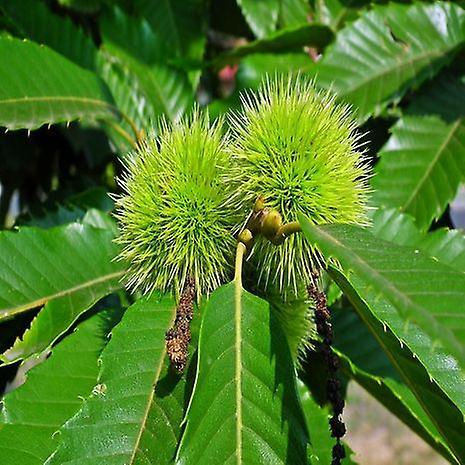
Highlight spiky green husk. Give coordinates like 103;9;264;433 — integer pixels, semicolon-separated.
114;110;242;297
230;75;370;296
269;289;316;362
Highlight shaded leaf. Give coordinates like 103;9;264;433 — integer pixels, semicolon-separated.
57;0;103;13
176;282;309;464
20;205;86;229
45;296;178;465
0;36;117;130
98;58;155;152
332;306;454;462
135;0;207;62
371;116;465;230
0;312;110;465
0;223;124;363
213;23;333;67
0;0;97;70
371;72;465;230
237;0;279;38
315;3;465;120
409;71;465;122
100;8;193;121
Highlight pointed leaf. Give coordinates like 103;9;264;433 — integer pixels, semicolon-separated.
332;271;465;464
372;72;465;230
237;0;279;38
0;223;124;363
315;3;465;120
176;282;309;464
299;218;465;462
0;0;97;70
299;218;465;370
0;312;110;465
371;116;465;230
332;306;455;463
45;296;177;465
0;36;117;130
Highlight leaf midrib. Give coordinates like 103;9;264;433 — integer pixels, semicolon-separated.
128;334;169;464
234;265;243;465
334;38;460;102
0;95;115;110
301;222;465;364
402;119;462;212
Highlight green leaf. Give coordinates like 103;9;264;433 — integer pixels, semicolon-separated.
315;2;465;120
333;273;465;464
409;71;465;122
132;0;207;88
418;228;465;272
0;312;110;465
371;116;465;230
0;223;124;363
279;0;310;28
370;208;465;273
45;296;178;465
176;282;309;464
367;208;465;416
371;72;465;230
332;306;455;463
135;0;207;62
0;36;117;130
98;58;155;152
237;0;279;38
299;218;465;462
369;208;423;246
314;0;366;30
100;8;193;121
0;0;97;70
299;218;465;370
213;23;333;67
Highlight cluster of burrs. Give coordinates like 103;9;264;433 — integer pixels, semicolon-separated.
114;74;369;460
115;75;370;303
